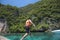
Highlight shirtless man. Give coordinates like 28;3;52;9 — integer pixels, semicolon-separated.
20;19;35;40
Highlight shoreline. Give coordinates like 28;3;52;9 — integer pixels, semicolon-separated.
0;36;10;40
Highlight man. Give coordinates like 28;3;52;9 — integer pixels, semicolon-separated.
20;19;35;40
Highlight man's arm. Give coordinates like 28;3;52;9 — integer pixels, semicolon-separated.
31;22;35;27
29;19;37;30
29;19;35;27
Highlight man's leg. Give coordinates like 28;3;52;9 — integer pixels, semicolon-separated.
20;33;28;40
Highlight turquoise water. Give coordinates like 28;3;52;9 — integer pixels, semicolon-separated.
3;32;60;40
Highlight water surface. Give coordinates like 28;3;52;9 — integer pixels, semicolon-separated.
2;32;60;40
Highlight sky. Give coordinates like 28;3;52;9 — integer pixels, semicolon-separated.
0;0;40;7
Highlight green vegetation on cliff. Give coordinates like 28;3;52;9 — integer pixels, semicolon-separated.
0;0;60;33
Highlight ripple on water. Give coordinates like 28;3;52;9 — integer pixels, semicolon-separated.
2;32;60;40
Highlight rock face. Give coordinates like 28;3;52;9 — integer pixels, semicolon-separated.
0;19;7;33
0;23;4;32
0;36;10;40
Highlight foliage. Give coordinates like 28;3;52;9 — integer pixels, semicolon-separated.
0;0;60;33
